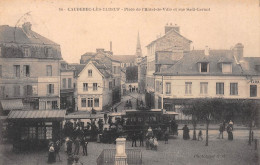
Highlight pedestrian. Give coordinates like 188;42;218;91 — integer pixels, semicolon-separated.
55;140;61;161
74;137;80;155
115;107;118;113
229;120;234;130
139;131;144;147
104;113;108;124
82;137;88;156
227;124;233;140
164;132;169;144
198;129;203;141
132;132;137;147
67;138;73;155
218;123;224;139
65;137;69;153
48;143;55;163
182;125;190;140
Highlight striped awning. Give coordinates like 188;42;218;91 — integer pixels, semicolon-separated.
7;110;66;121
0;99;23;111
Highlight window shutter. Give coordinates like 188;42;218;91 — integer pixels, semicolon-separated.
24;86;27;96
47;84;49;94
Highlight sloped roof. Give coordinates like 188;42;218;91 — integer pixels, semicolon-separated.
0;25;59;45
69;64;85;77
240;57;260;75
112;55;136;63
146;28;192;47
92;60;112;78
155;49;243;76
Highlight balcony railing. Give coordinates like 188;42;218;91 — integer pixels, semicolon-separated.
96;149;142;165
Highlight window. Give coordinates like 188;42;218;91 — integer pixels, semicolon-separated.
88;98;93;107
113;66;116;74
113;79;116;87
44;47;52;56
47;84;54;94
200;82;208;94
222;63;232;73
38;127;45;140
46;127;52;139
156;81;160;92
109;82;112;90
88;69;92;77
0;86;5;98
94;98;99;107
250;85;257;97
21;127;29;140
23;65;30;77
28;127;36;139
52;101;58;109
83;83;88;91
230;83;238;95
216;83;224;95
62;78;66;88
0;65;2;78
14;85;20;96
24;85;33;96
93;83;98;91
166;82;171;94
14;65;20;78
23;47;31;57
185;82;192;94
68;78;72;88
200;63;208;73
81;98;86;107
46;65;52;76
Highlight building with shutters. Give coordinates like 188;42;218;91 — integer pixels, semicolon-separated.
0;22;62;113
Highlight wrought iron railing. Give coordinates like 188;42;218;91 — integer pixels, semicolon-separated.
97;149;142;165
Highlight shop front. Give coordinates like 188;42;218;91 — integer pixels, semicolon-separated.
7;110;66;151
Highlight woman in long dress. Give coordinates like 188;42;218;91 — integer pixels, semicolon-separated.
48;143;55;163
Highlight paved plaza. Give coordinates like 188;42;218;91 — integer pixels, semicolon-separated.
1;136;259;165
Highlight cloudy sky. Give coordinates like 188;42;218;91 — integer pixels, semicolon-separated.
0;0;259;63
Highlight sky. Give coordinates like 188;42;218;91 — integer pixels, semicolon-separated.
0;0;259;63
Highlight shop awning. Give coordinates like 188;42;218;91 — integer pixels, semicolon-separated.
65;113;104;119
0;99;23;111
7;110;66;121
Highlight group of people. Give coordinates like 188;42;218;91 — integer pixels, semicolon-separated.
64;136;88;156
219;120;234;140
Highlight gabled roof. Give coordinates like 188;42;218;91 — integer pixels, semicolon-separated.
155;49;243;76
0;25;59;45
69;64;85;77
112;55;136;63
146;28;192;47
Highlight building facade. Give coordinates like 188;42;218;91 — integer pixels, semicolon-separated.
0;23;62;112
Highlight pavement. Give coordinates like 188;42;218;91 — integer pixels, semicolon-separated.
1;137;259;165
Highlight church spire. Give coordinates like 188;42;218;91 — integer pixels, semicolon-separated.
136;31;142;57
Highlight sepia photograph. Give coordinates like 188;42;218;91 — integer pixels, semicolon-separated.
0;0;259;164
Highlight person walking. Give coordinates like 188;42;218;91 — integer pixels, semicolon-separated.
132;132;137;147
182;125;190;140
218;123;224;139
139;131;144;147
104;113;108;124
82;137;88;156
164;132;169;144
227;124;233;140
198;129;203;141
74;137;80;155
67;138;73;155
55;140;61;161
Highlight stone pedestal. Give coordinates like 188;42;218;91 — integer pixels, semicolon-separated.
115;138;128;165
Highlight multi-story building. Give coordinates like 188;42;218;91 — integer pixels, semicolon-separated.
0;22;62;112
80;48;121;106
60;61;75;112
146;24;192;104
75;60;113;111
153;44;260;120
137;56;147;93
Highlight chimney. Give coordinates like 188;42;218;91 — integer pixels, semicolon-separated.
165;23;180;34
110;41;113;52
233;43;244;61
96;48;105;53
204;46;209;56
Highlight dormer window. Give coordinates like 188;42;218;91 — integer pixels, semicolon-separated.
199;62;209;73
23;47;31;57
222;63;232;73
44;47;52;57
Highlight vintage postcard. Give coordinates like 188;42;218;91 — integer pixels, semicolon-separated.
0;0;259;165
